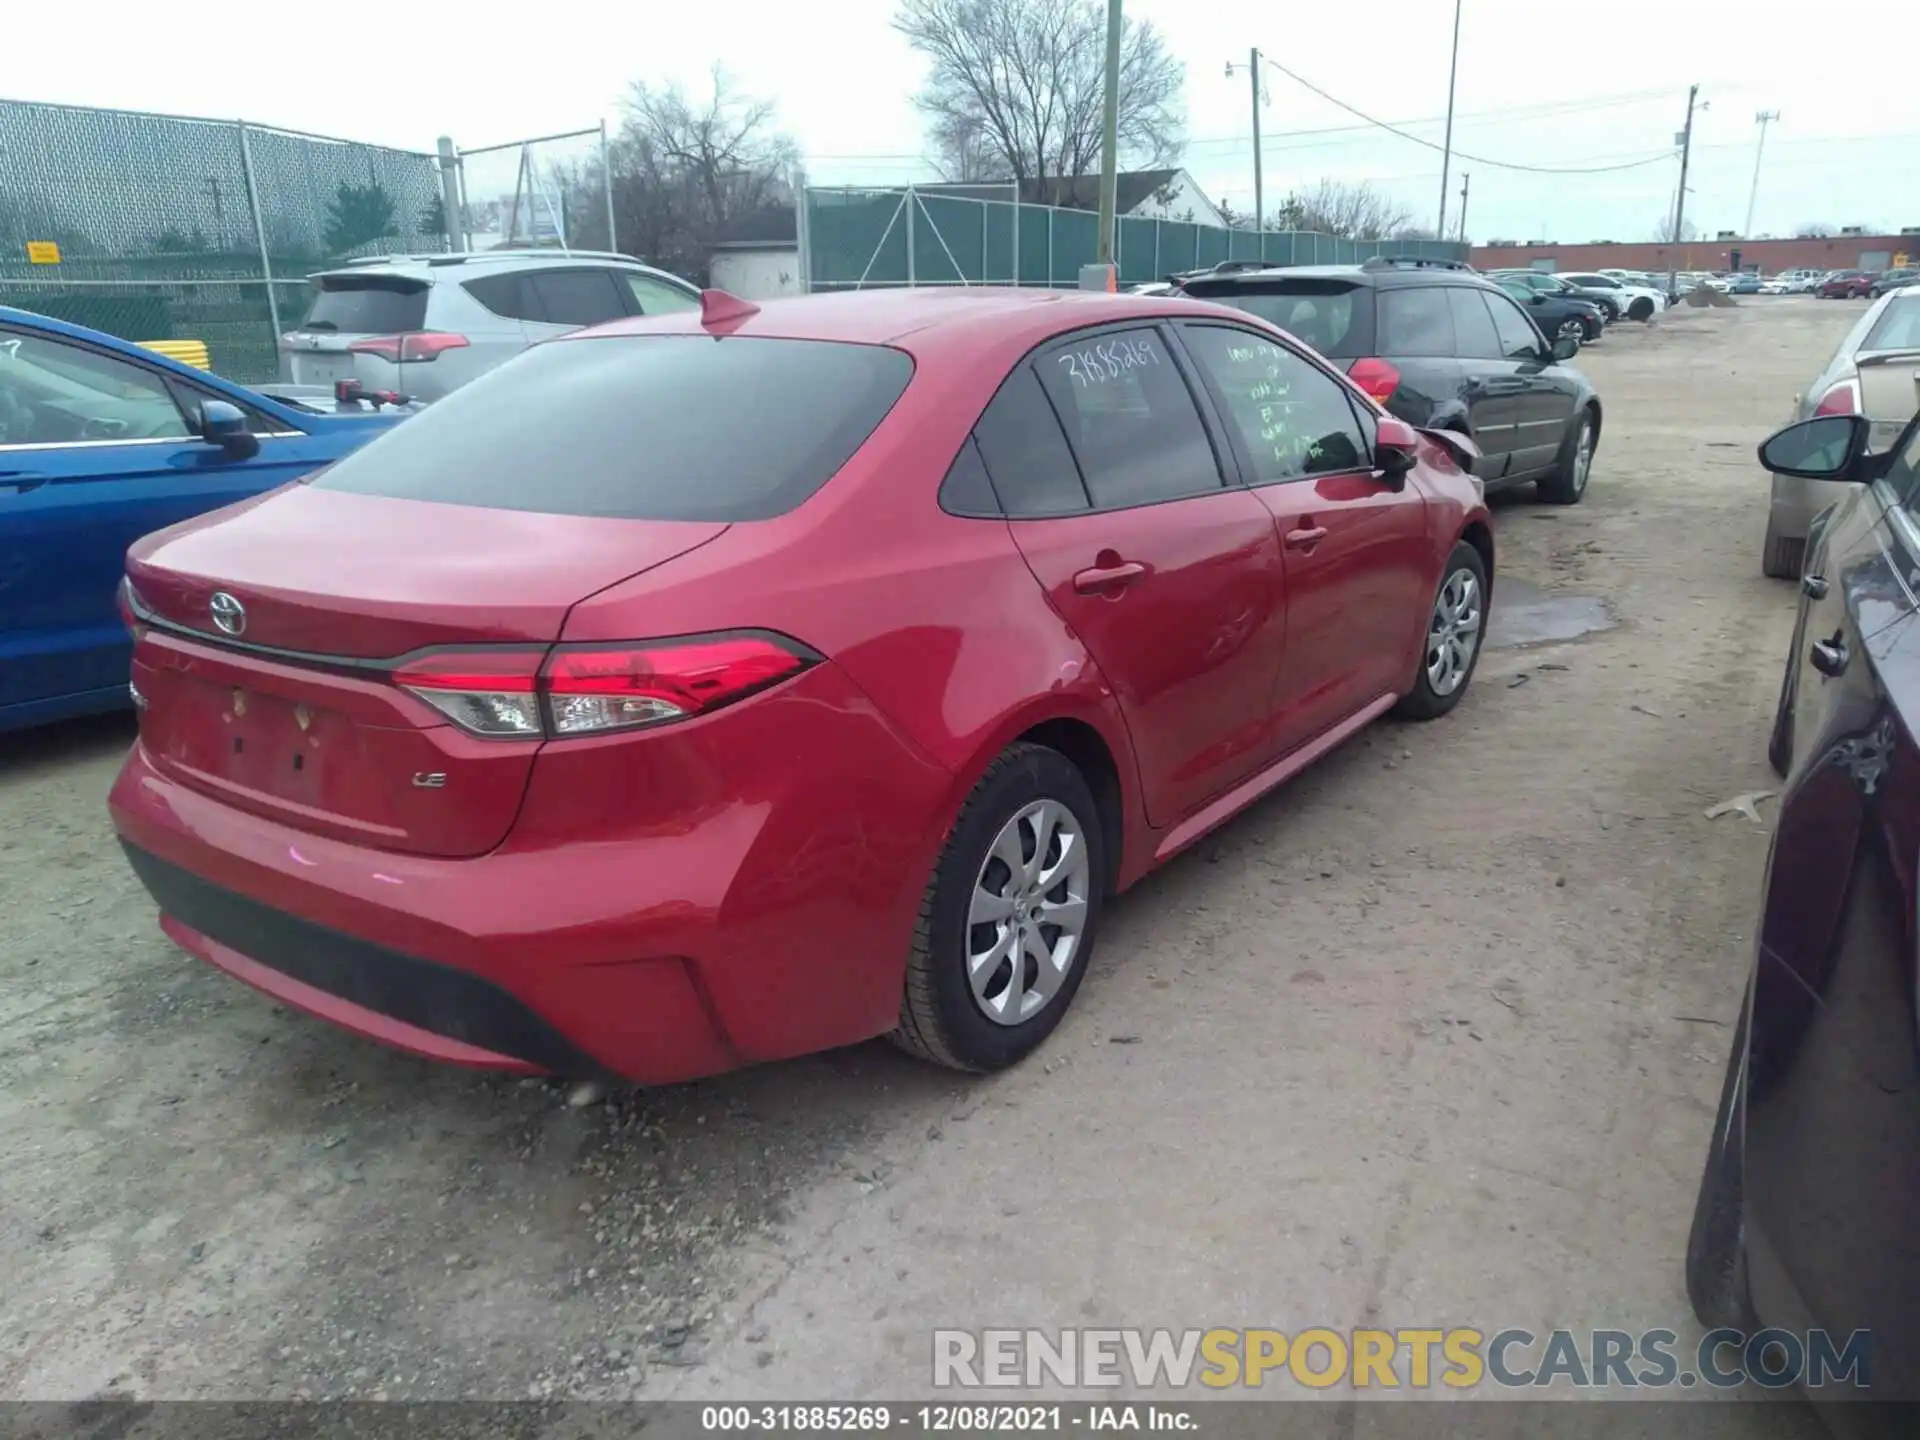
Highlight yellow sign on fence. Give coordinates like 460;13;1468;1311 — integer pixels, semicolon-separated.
25;240;60;264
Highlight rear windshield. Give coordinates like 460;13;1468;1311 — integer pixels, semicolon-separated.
1183;280;1371;358
312;334;914;521
1863;300;1920;353
302;276;429;334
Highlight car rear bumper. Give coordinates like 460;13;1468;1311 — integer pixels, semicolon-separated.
109;670;954;1083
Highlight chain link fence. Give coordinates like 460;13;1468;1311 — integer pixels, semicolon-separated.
0;98;448;382
804;187;1469;291
449;127;615;253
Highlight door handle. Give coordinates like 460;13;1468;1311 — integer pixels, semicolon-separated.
1285;526;1329;550
1072;560;1147;594
0;471;48;493
1801;573;1828;599
1811;632;1850;678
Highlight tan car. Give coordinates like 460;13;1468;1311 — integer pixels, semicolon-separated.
1764;288;1920;577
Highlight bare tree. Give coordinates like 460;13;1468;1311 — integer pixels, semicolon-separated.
894;0;1185;198
1272;180;1413;240
556;68;796;281
1648;213;1700;243
929;114;1007;183
1794;222;1836;238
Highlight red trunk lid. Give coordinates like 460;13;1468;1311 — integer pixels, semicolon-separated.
126;487;727;858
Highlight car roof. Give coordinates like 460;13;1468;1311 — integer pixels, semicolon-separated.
574;285;1247;354
1183;262;1487;289
308;250;692;286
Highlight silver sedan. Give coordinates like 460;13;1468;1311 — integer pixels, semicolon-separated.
1763;288;1920;577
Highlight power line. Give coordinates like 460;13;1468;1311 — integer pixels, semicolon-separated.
1180;86;1677;150
1255;55;1677;174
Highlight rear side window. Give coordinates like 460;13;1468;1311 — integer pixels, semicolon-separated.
527;270;628;327
1486;292;1544;360
973;366;1089;516
1447;289;1502;360
463;273;541;321
1377;288;1455;357
1036;327;1223;509
1185;280;1370;358
1863;301;1920;353
312;335;913;521
303;277;428;334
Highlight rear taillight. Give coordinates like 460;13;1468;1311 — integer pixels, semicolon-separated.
394;633;816;740
346;332;470;364
1349;357;1401;404
118;578;144;638
1814;379;1861;417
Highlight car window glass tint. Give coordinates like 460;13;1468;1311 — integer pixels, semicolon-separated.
0;333;189;447
623;274;700;316
527;270;628;327
1864;301;1920;352
303;277;428;333
973;366;1089;515
938;435;1000;516
1187;283;1364;358
313;335;912;522
1181;325;1369;483
463;273;542;322
1038;328;1223;508
1889;423;1920;508
1447;289;1503;360
1485;294;1542;360
1377;288;1455;357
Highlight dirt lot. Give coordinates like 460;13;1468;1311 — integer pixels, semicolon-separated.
0;299;1862;1419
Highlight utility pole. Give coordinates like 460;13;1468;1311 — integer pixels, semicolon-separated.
1094;0;1123;267
1745;109;1780;237
1457;173;1470;246
1224;49;1266;232
1666;84;1700;301
1436;0;1463;238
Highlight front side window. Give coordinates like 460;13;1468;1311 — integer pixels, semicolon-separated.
0;331;189;447
1179;324;1369;484
623;273;700;316
1485;294;1544;360
1036;327;1224;509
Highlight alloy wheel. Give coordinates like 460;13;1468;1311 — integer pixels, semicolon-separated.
1426;568;1483;697
967;799;1093;1027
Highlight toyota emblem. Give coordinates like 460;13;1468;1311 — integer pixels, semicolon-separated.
209;591;247;636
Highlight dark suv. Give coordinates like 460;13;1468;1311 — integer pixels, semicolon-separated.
1179;258;1603;504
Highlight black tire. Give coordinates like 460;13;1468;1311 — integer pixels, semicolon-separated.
1554;318;1584;351
1760;519;1804;580
1599;299;1621;323
1581;315;1603;343
1686;989;1757;1328
1869;287;1884;299
1536;408;1595;505
890;743;1106;1072
1628;296;1655;321
1393;540;1488;721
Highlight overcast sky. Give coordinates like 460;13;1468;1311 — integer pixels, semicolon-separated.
10;0;1917;244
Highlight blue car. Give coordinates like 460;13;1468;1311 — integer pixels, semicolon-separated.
0;306;414;732
1725;273;1763;295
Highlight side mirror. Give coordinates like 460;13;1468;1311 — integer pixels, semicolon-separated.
1373;415;1419;488
1758;415;1870;481
1551;334;1580;362
193;399;259;460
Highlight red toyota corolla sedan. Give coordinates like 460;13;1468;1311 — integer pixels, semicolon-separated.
109;286;1494;1084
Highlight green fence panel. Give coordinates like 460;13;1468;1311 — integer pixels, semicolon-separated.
809;191;910;288
1048;209;1098;285
982;201;1017;285
1194;226;1229;270
912;194;983;284
1115;217;1157;285
1015;204;1050;286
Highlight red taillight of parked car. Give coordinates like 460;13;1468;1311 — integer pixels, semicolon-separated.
1348;357;1401;405
1814;379;1862;417
346;332;471;364
394;633;816;740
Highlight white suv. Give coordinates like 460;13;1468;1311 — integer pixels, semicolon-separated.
278;250;700;403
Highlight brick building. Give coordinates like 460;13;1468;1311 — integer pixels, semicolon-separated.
1469;233;1917;274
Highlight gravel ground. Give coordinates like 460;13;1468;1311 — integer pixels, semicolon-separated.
0;299;1861;1422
